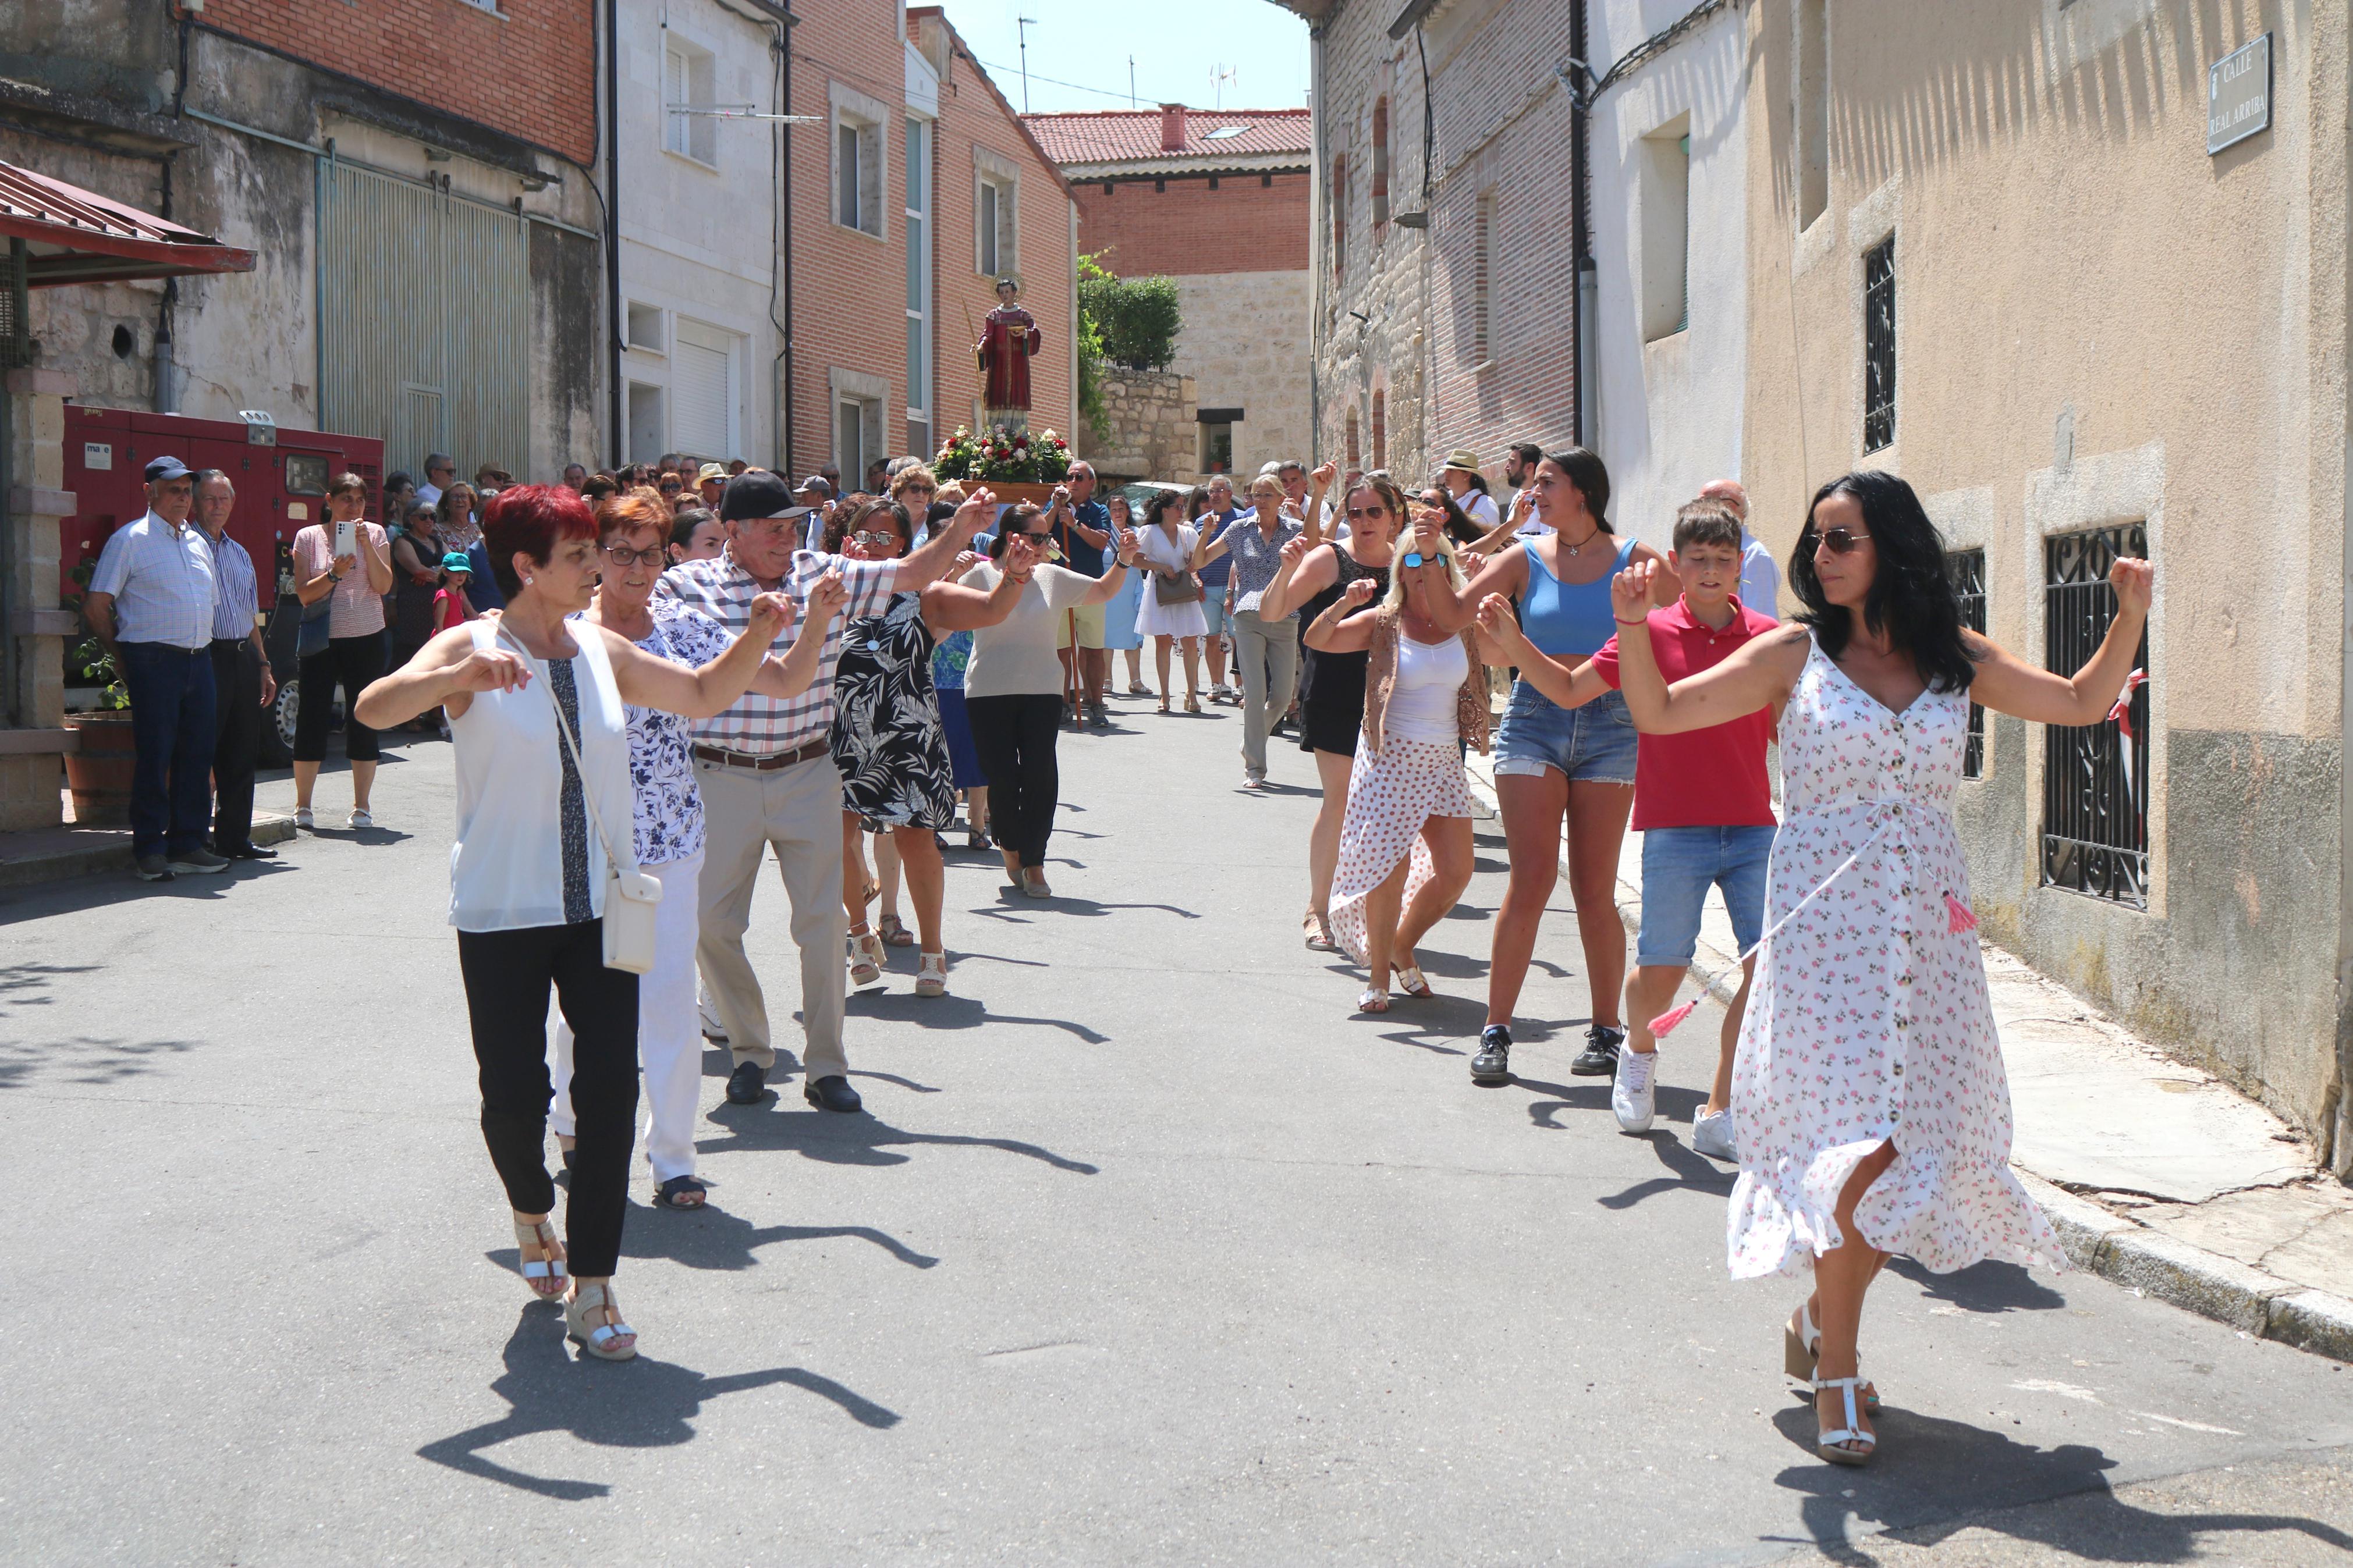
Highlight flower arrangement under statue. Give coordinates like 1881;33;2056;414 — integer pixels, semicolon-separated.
934;424;1073;484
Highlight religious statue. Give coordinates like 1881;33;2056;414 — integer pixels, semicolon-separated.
975;276;1042;414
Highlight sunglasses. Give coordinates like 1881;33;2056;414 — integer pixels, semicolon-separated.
1814;526;1872;555
1346;504;1389;520
901;483;936;495
601;543;664;567
849;529;903;549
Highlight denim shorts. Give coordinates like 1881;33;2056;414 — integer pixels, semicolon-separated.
1637;824;1777;968
1198;590;1230;638
1493;680;1638;784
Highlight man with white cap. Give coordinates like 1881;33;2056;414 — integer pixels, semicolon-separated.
659;469;993;1113
82;454;229;881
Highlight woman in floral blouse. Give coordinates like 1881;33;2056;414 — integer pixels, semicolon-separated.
551;488;843;1210
1606;470;2150;1467
829;494;1036;997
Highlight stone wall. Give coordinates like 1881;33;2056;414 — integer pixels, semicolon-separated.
1080;371;1196;483
1171;270;1312;478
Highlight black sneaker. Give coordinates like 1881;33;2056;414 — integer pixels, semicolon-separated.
133;854;175;883
1571;1024;1626;1077
1470;1025;1512;1085
725;1061;768;1105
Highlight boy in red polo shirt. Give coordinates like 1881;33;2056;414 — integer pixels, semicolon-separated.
1475;500;1778;1153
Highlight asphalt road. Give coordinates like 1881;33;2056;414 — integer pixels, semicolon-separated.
3;697;2349;1566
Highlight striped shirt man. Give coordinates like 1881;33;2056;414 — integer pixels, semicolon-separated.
206;528;261;641
656;546;899;755
90;509;218;650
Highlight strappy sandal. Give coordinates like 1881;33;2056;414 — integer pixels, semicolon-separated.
1184;694;1202;713
1814;1376;1876;1466
566;1281;638;1361
654;1175;708;1210
1356;987;1391;1014
1786;1301;1881;1410
915;951;948;997
1303;909;1337;950
966;824;994;851
877;913;914;947
513;1215;567;1300
1158;696;1172;713
847;927;884;989
1395;964;1435;998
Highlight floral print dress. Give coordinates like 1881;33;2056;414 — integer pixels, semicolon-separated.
831;592;959;830
1727;634;2067;1281
618;602;732;866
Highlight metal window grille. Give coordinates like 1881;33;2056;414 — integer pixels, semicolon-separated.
1862;236;1895;451
2042;524;2149;906
1949;548;1986;778
0;239;28;368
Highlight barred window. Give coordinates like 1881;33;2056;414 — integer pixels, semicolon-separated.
2042;525;2149;907
1862;236;1894;452
1950;548;1986;778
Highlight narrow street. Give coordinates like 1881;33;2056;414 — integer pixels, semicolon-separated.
4;705;2347;1566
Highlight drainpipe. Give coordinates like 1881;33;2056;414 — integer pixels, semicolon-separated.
1569;0;1594;448
780;20;795;475
1306;26;1323;466
605;0;623;463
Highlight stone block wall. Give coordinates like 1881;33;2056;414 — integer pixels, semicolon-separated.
1081;371;1197;482
1172;270;1311;477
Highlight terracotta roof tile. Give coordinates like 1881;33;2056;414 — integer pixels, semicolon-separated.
1020;108;1312;168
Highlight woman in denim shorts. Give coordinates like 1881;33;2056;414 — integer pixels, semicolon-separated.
1423;448;1671;1086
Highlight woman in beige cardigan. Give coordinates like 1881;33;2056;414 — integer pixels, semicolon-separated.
1304;506;1502;1013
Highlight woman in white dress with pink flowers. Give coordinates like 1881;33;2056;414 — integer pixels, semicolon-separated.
1607;470;2150;1466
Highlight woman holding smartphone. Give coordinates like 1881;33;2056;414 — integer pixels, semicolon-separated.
290;472;395;830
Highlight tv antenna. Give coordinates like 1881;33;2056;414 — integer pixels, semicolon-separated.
1017;17;1039;112
1211;65;1237;108
669;104;822;122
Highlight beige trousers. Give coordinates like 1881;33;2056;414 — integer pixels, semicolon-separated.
695;753;848;1080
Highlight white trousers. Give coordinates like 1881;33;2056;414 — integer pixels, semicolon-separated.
553;849;704;1185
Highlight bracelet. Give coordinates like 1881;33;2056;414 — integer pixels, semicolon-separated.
1613;616;1646;626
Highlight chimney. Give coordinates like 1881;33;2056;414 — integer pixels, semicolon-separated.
1159;102;1188;152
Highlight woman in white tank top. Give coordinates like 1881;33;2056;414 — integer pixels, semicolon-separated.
1304;505;1502;1014
356;485;803;1363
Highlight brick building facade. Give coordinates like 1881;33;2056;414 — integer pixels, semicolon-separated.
1281;0;1582;490
1026;105;1311;481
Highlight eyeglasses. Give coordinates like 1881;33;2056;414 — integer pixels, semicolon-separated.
1346;504;1389;520
849;530;903;550
1814;527;1873;555
658;480;683;492
601;543;664;567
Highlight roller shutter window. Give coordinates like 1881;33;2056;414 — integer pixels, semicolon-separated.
672;318;735;461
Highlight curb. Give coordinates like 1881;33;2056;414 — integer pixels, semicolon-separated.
0;811;297;891
1464;760;2353;1365
2021;1174;2353;1361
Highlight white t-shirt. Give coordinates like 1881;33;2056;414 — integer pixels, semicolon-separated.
959;562;1095;698
1460;490;1501;534
417;483;443;510
1388;631;1468;744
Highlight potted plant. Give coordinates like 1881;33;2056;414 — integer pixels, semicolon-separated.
60;553;135;826
932;424;1074;506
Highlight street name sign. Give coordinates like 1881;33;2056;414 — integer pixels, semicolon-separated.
2207;34;2272;155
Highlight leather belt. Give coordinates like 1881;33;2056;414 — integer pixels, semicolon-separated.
693;737;829;771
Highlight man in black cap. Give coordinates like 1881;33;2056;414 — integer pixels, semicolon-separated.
657;468;995;1113
82;455;229;881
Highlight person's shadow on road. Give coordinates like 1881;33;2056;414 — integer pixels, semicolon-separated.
417;1306;899;1501
697;1101;1100;1175
1768;1405;2353;1565
616;1195;939;1272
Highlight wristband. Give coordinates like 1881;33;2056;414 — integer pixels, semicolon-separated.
1614;616;1647;626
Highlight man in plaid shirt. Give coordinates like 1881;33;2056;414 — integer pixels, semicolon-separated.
660;470;994;1112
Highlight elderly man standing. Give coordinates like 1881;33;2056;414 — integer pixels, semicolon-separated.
1697;478;1778;618
191;468;278;860
1046;460;1113;727
661;470;991;1112
416;452;456;510
83;456;228;881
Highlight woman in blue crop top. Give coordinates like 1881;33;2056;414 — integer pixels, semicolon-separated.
1422;447;1671;1087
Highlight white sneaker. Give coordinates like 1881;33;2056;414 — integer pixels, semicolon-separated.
1692;1108;1738;1162
1612;1047;1658;1133
293;806;314;830
347;808;374;830
698;990;730;1044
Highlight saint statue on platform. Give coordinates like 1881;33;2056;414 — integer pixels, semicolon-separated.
976;276;1042;415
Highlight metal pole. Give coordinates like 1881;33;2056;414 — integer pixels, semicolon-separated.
1017;17;1037;112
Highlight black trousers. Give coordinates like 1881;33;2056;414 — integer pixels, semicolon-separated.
456;920;640;1278
293;634;385;763
965;693;1063;869
210;638;263;850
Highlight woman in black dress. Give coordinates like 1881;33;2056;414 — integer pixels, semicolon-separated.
829;494;1035;997
1254;468;1403;950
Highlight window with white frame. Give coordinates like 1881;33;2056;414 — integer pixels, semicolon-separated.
905;115;934;458
831;81;886;238
975;148;1020;279
663;36;716;167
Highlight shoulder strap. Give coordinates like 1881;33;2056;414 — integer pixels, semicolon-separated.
494;623;638;880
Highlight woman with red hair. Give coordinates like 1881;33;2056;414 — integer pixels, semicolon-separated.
356;485;811;1361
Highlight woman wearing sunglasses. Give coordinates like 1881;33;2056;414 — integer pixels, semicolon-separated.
1255;465;1401;950
1607;470;2149;1466
1419;447;1671;1088
1304;504;1500;1012
1131;488;1210;711
547;487;844;1214
828;493;1035;994
962;502;1142;898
